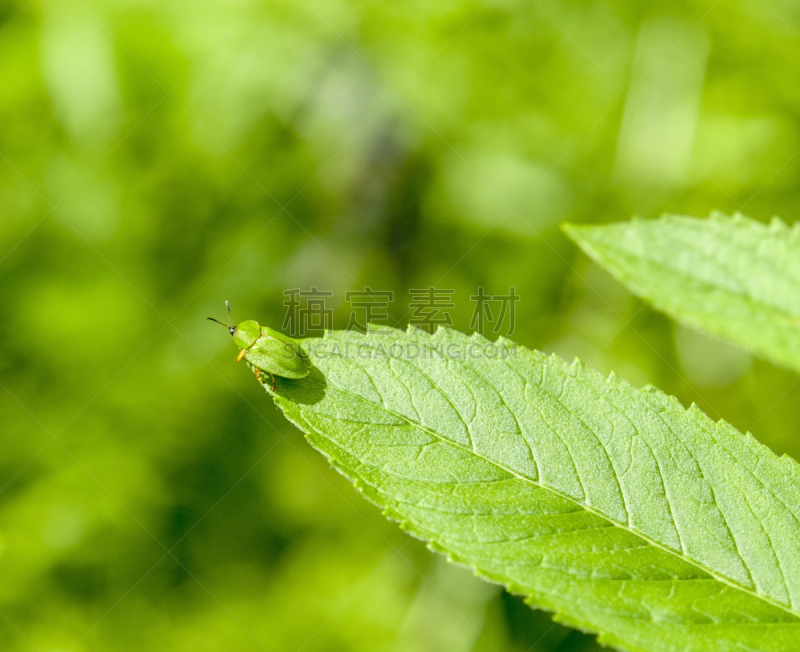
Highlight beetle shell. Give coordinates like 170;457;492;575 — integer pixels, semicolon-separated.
232;320;261;349
243;326;311;379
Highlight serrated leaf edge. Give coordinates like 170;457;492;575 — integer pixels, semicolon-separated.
266;328;800;634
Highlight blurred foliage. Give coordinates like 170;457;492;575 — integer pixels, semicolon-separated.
1;0;800;650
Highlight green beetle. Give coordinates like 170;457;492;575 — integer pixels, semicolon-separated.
208;301;311;390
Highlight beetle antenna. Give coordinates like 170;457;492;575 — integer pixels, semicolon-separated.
206;317;233;334
207;301;235;336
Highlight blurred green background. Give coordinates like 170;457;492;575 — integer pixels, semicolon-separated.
2;0;800;650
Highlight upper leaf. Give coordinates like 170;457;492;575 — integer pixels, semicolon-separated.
563;212;800;373
267;327;800;652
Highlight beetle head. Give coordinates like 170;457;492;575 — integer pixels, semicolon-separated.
207;301;261;349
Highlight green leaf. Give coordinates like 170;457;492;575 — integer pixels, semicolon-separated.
563;212;800;373
267;327;800;652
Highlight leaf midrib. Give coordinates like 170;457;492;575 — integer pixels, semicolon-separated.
296;373;800;622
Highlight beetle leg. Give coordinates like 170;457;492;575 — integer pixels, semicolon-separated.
236;348;247;362
270;373;276;392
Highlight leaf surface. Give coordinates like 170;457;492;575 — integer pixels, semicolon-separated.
267;327;800;652
564;213;800;373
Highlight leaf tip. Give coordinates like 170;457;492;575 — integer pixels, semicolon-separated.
560;221;579;236
561;221;597;246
